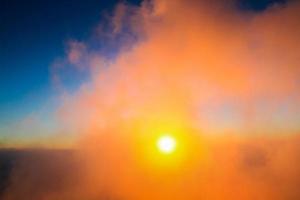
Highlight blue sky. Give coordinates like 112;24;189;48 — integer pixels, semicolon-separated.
0;0;141;124
0;0;289;145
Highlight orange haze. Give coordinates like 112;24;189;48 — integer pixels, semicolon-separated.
3;0;300;199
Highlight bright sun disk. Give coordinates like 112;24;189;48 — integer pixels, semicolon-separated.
157;135;176;154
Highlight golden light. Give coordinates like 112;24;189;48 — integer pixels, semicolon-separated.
157;135;177;154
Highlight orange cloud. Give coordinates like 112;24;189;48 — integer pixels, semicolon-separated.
3;0;300;199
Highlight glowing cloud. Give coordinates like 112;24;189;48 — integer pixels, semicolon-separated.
3;0;300;200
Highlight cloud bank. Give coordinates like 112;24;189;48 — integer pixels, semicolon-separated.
3;0;300;199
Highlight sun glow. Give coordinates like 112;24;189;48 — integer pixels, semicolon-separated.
157;135;177;154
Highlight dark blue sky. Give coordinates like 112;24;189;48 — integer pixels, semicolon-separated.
238;0;286;11
0;0;287;125
0;0;141;124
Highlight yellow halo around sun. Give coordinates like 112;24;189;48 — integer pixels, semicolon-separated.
157;135;177;154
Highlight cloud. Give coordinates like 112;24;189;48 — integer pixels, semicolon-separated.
56;0;300;134
3;0;300;199
67;41;87;67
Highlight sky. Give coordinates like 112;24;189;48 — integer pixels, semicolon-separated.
2;1;300;200
0;0;298;147
0;0;138;122
1;0;142;146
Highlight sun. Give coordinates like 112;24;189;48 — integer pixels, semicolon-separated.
157;135;177;154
